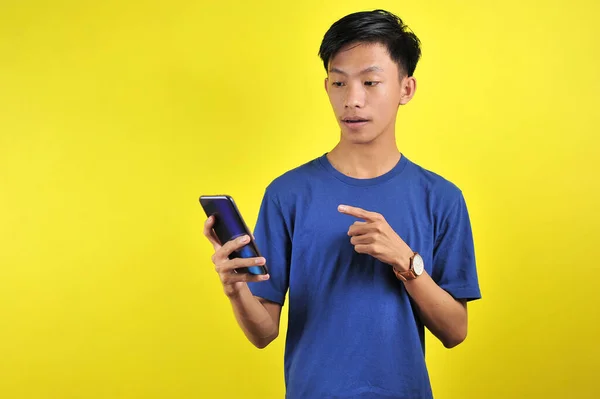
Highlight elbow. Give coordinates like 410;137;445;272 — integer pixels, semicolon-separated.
442;326;468;349
252;331;278;349
442;336;464;349
253;339;272;349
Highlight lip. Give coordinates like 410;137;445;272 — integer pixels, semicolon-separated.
341;118;371;130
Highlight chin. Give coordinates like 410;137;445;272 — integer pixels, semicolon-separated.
340;129;380;145
346;136;377;145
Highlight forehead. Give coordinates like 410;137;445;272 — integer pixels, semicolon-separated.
328;42;397;75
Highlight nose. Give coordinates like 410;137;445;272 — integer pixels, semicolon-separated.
344;83;365;108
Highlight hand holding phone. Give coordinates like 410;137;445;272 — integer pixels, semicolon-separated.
200;195;270;295
203;215;270;295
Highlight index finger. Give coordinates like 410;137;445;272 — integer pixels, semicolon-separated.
337;204;380;221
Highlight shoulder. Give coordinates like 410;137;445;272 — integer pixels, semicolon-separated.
261;156;324;202
404;157;469;227
255;157;325;228
406;156;464;207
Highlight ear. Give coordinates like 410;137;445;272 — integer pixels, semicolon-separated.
324;77;329;93
399;76;417;105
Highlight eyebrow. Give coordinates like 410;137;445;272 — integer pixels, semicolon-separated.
328;66;384;75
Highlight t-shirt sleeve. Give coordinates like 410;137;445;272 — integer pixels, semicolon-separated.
246;189;292;306
431;192;482;301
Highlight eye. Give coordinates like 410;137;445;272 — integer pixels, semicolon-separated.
364;81;380;86
332;81;345;87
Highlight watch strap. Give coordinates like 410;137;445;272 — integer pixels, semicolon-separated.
393;252;419;281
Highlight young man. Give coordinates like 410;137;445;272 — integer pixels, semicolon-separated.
203;9;481;399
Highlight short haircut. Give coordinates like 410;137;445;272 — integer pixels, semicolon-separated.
318;9;422;77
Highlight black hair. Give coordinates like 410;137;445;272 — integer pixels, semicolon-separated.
318;9;422;77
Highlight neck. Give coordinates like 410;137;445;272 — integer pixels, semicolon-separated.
327;133;401;179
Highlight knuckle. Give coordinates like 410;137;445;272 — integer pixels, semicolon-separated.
214;263;223;274
223;243;237;257
220;241;232;253
217;246;229;258
221;270;236;283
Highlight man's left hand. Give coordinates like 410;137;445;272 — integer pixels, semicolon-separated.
338;204;413;272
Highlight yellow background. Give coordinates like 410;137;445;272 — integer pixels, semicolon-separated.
1;1;598;398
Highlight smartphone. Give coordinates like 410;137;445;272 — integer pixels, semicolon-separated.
199;195;267;275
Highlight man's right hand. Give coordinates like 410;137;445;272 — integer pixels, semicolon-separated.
203;215;270;297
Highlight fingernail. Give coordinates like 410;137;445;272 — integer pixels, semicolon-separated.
338;205;347;212
261;274;270;280
238;235;249;243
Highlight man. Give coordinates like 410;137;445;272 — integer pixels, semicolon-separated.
203;9;481;399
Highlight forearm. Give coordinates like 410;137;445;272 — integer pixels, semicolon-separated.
403;271;467;348
336;204;473;348
227;284;279;349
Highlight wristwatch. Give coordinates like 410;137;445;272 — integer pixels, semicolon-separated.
393;252;424;281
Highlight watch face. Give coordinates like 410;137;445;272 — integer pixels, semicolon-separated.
413;254;424;275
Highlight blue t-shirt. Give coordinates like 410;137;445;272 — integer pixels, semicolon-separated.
247;153;481;399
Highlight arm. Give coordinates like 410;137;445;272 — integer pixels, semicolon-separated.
394;253;468;348
204;216;282;349
339;204;475;349
228;286;282;349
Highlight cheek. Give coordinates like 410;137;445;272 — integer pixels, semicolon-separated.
373;91;400;118
327;91;343;110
